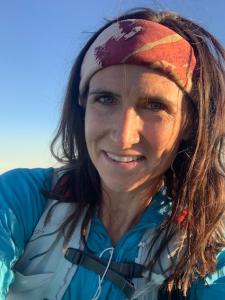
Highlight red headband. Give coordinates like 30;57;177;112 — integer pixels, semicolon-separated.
79;19;196;94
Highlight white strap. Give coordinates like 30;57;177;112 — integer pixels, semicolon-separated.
42;206;89;299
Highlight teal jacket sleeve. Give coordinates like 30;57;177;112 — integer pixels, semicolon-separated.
188;249;225;299
0;168;53;299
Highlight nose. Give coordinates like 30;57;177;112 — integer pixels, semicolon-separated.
110;107;141;149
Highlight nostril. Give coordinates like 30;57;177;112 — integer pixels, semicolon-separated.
110;129;140;148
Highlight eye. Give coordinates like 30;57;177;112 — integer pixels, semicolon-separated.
95;94;115;105
145;100;166;111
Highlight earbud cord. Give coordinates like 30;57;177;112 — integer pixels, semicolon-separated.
91;247;114;300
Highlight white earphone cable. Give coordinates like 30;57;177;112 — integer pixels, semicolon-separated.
91;247;114;300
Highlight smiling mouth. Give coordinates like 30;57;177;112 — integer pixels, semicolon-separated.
105;151;145;163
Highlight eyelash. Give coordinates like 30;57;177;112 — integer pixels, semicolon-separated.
93;95;167;112
145;100;167;111
95;95;115;105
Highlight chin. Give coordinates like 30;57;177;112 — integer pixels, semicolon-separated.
101;176;151;194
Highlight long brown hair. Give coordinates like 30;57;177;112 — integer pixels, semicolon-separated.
48;8;225;295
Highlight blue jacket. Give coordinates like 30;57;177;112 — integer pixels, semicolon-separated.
0;168;225;299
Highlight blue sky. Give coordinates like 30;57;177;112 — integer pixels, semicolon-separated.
1;0;225;173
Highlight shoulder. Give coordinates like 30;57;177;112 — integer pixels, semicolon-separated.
0;167;54;201
0;167;55;239
0;167;54;209
0;167;54;188
188;248;225;299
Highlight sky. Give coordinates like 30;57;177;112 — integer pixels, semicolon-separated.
0;0;225;173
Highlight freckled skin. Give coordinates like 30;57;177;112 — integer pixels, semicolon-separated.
85;64;188;196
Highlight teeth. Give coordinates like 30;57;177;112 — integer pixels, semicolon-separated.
106;152;142;163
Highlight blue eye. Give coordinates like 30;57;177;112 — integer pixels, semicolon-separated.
146;101;166;111
96;95;115;105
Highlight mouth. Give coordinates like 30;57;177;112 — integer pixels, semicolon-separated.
104;151;145;163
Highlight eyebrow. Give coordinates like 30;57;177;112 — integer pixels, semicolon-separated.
88;89;120;98
144;95;176;105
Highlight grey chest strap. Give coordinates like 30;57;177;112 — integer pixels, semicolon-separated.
64;248;145;299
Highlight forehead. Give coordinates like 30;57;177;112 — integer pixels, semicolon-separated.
88;64;183;99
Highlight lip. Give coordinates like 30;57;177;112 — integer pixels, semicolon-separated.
102;150;145;169
105;150;145;158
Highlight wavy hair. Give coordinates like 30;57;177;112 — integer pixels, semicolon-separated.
47;8;225;296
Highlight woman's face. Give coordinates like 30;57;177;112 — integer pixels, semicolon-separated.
85;64;188;194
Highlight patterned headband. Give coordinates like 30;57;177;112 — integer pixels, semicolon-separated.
79;19;196;95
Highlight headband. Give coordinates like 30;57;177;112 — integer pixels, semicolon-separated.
79;19;196;95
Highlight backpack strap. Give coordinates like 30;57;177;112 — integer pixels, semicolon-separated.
64;247;145;299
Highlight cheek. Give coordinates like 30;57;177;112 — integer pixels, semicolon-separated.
85;114;95;145
144;116;182;152
84;107;106;146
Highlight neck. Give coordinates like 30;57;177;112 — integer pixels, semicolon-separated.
99;178;162;245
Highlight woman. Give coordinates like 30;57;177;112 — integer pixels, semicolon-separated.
0;7;225;300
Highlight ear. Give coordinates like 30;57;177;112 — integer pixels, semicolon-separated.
181;96;194;141
79;95;87;108
182;124;192;141
79;85;89;107
181;112;193;141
